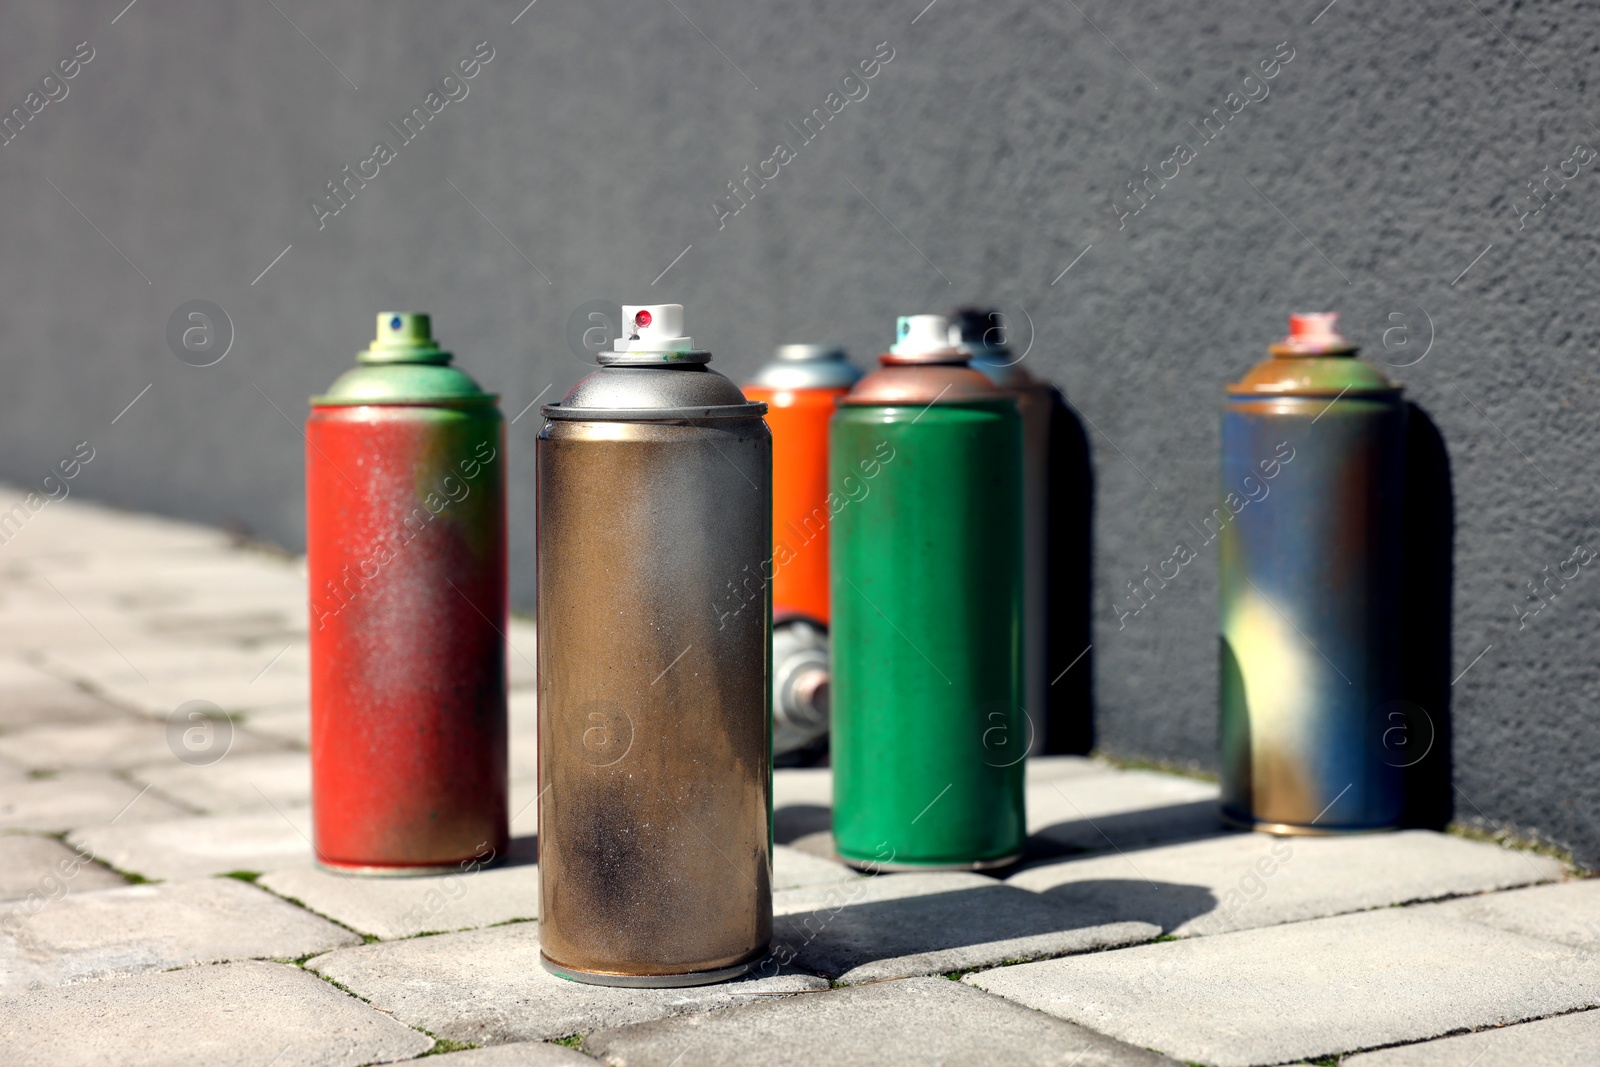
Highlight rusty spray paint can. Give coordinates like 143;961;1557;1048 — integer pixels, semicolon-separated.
307;312;508;873
830;314;1026;869
951;308;1055;756
743;344;860;761
1220;313;1406;833
538;303;772;985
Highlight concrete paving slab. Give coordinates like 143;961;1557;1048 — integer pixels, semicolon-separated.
428;1041;600;1065
1343;1008;1600;1066
0;495;232;555
0;959;433;1066
1026;769;1225;856
0;877;360;993
772;844;859;890
0;834;125;902
306;921;827;1044
0;716;279;772
129;751;310;814
1426;880;1600;950
508;693;537;780
965;907;1600;1067
1008;830;1563;938
0;620;156;659
773;871;1158;984
70;808;314;881
94;672;309;717
1026;755;1108;782
37;638;307;689
0;655;133;731
772;767;833;848
259;858;536;940
772;766;833;810
0;771;191;833
510;728;538;781
260;838;857;940
141;607;304;645
509;778;541;838
238;705;309;748
507;620;537;691
585;975;1182;1066
509;687;537;730
780;766;1229;863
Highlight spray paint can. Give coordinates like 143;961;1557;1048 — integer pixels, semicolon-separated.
830;314;1026;869
537;303;772;985
307;312;508;873
743;344;860;761
951;309;1054;756
1220;313;1406;833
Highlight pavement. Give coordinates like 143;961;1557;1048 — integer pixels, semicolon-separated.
0;490;1594;1066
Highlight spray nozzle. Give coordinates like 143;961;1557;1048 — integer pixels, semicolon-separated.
948;307;1009;354
891;315;953;356
615;304;693;352
359;312;451;364
1277;312;1356;356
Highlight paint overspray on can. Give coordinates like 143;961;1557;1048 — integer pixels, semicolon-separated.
307;312;508;874
830;314;1026;869
950;308;1056;756
743;344;861;763
1220;312;1407;833
537;303;772;985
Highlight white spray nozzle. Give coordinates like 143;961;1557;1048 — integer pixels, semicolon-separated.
1285;312;1345;348
615;304;693;353
890;314;952;358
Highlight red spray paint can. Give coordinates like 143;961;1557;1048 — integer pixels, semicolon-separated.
307;312;508;873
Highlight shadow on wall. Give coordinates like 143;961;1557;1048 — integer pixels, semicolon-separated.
1046;389;1094;755
1398;402;1454;830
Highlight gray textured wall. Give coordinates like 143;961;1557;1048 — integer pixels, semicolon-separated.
2;2;1596;861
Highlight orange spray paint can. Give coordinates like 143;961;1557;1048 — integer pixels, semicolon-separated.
743;344;860;760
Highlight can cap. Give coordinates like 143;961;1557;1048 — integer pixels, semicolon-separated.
549;302;763;419
1232;311;1397;397
1272;312;1358;357
359;312;452;365
599;303;710;366
614;304;693;353
747;344;860;390
775;343;848;362
884;314;965;364
316;312;495;406
948;308;1008;355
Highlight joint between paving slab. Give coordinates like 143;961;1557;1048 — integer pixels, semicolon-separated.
413;1026;479;1056
1448;818;1592;875
1308;1003;1600;1066
1094;750;1219;783
310;967;377;1005
249;884;380;944
109;766;208;818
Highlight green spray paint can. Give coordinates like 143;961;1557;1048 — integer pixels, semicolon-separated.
829;314;1026;870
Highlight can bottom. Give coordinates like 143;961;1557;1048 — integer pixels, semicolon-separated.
837;850;1024;873
539;955;757;988
315;859;491;878
1220;808;1400;837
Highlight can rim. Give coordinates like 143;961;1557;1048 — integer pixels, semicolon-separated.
541;401;767;421
1224;385;1402;400
310;395;502;409
539;954;760;987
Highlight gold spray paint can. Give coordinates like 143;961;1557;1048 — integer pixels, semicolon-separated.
537;303;772;986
